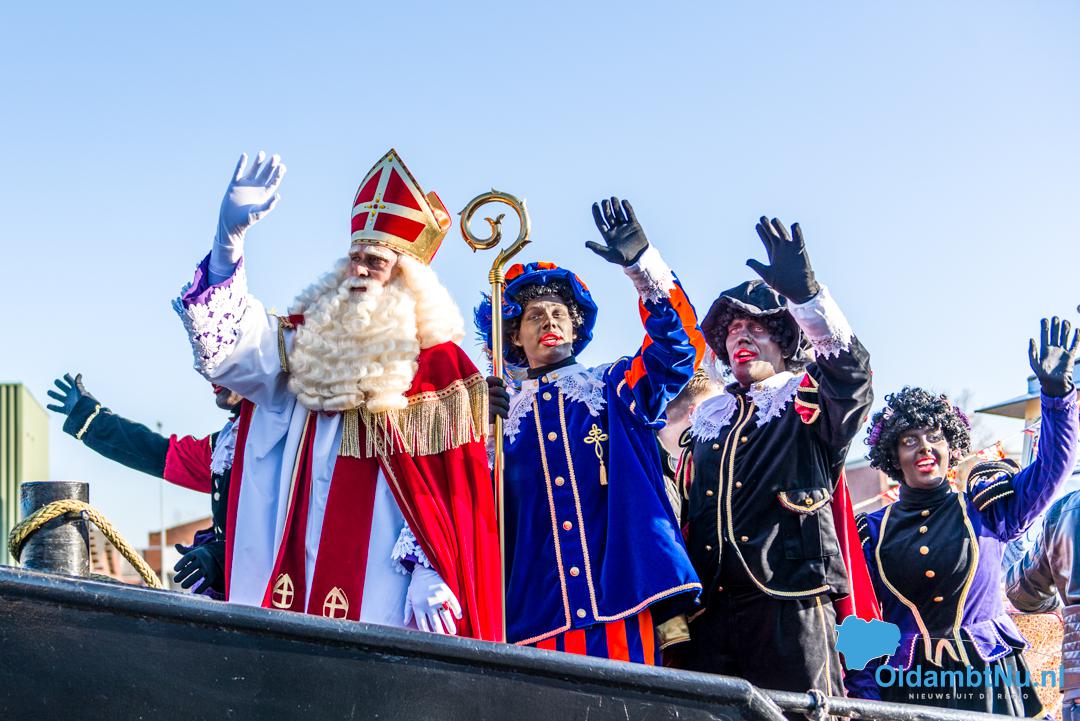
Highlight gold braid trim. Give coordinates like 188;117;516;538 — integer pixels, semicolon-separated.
75;404;102;441
339;373;488;459
276;316;295;374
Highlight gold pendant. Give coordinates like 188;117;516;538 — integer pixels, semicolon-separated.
584;423;609;486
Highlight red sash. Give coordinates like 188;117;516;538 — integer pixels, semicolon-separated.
260;413;317;612
305;453;380;620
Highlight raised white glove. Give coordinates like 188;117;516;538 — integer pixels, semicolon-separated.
209;151;286;284
403;565;462;636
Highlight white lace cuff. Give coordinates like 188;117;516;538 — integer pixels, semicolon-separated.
787;285;853;359
624;245;676;305
173;263;249;377
391;522;432;575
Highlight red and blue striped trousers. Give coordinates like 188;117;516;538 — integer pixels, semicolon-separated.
528;608;659;665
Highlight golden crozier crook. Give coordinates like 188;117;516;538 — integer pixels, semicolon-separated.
460;190;532;642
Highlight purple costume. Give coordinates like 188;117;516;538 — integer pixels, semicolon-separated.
851;392;1078;714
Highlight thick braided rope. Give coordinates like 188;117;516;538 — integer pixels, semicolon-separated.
8;499;163;589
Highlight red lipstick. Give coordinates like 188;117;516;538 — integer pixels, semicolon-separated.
733;349;757;363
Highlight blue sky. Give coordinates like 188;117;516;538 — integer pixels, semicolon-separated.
1;2;1078;544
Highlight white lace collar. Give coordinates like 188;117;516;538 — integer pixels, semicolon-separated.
688;371;802;441
503;363;608;441
748;372;802;426
210;417;238;474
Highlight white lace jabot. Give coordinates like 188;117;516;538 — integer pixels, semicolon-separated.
503;363;608;441
688;371;804;441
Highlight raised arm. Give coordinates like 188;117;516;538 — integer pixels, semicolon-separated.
974;317;1079;540
587;197;705;425
748;217;872;449
47;373;215;493
174;152;292;410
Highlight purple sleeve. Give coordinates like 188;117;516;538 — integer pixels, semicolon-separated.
173;253;250;378
181;253;243;309
973;392;1079;540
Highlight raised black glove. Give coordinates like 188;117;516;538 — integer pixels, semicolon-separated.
586;197;649;267
1028;316;1079;398
746;217;820;304
46;373;95;416
173;540;226;592
487;376;510;422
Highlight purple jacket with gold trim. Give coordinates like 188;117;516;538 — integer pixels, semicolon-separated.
851;392;1078;698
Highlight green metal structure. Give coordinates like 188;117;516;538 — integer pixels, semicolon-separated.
0;383;49;564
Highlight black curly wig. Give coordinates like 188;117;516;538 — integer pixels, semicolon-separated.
504;279;586;366
865;386;972;484
707;305;805;371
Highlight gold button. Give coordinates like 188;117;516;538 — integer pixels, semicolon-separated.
921;509;930;517
804;498;814;506
541;375;549;383
576;608;586;619
550;373;559;380
925;570;935;578
542;392;552;401
933;596;944;603
711;443;721;451
919;526;928;534
547;432;557;441
569;566;580;577
554;476;565;486
735;481;743;488
705;489;714;497
919;546;929;555
705;544;713;551
562;521;573;531
741;436;748;443
740;535;749;542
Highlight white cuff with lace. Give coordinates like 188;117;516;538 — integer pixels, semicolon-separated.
623;245;676;305
391;521;432;575
787;285;854;359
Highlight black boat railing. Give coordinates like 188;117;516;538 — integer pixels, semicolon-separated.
0;565;1018;721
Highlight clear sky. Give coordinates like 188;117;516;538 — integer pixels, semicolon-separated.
1;1;1077;545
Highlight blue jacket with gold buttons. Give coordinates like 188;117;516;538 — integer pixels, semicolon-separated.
500;247;705;645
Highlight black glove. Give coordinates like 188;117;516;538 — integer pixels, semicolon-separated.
46;373;95;416
1028;316;1078;398
586;197;649;267
746;217;820;304
173;540;226;592
487;376;510;422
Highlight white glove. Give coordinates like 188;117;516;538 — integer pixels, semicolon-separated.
403;565;462;636
209;151;287;284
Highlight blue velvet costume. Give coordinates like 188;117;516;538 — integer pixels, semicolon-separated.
477;248;705;646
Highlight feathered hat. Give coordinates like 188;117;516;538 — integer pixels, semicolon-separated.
474;262;598;372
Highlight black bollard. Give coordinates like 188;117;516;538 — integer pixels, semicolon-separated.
18;481;90;577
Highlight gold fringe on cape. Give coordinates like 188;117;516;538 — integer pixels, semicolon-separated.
338;373;488;459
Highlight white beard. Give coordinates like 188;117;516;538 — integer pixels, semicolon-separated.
286;272;420;413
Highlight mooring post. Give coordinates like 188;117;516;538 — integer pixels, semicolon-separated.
18;481;90;577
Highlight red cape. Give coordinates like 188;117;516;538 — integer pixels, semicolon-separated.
831;470;881;623
225;341;502;642
379;342;503;642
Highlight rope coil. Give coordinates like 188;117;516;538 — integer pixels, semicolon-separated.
8;499;163;589
804;688;830;721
